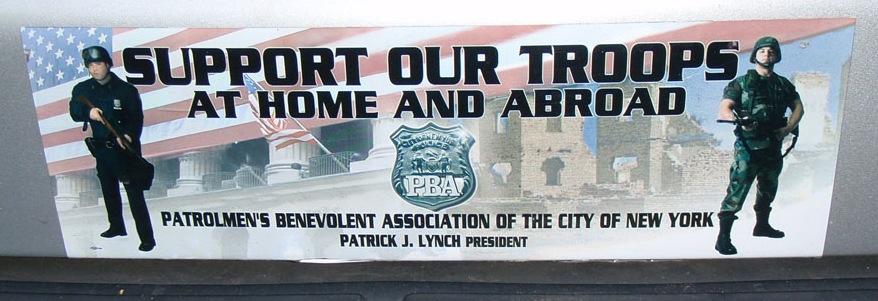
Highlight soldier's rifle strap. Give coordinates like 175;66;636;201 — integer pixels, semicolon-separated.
782;127;798;158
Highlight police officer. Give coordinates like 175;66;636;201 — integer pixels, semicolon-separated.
69;46;156;252
714;36;804;255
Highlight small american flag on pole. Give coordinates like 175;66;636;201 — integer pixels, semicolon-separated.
243;74;317;150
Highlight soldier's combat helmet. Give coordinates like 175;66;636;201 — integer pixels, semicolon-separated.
81;46;113;67
749;36;781;64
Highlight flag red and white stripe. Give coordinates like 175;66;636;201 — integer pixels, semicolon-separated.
23;19;854;176
243;73;317;150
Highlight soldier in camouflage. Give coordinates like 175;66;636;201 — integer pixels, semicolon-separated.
715;36;804;255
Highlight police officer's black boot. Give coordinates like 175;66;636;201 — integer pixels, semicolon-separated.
715;215;737;255
753;208;785;238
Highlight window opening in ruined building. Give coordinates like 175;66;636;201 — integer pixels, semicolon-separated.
490;162;512;185
495;113;508;133
547;117;562;132
541;157;565;186
612;156;638;183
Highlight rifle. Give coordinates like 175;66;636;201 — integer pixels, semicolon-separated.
716;113;798;158
74;94;137;153
715;118;756;126
715;110;764;127
74;94;155;189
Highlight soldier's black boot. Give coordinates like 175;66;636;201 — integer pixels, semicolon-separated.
753;208;785;238
715;215;737;255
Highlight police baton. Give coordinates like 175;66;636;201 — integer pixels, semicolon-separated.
74;94;137;154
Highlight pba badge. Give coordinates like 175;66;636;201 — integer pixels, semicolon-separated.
391;122;477;211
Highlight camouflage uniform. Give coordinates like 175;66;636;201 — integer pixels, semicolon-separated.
719;69;799;217
715;36;802;255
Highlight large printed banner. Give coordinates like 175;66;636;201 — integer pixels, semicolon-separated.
22;19;855;260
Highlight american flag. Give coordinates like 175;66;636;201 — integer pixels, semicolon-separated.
22;27;113;92
22;20;854;176
243;74;317;150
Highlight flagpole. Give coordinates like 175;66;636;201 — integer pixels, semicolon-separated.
288;117;350;173
245;74;349;173
288;117;332;156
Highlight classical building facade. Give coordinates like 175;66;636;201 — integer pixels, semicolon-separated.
51;69;839;209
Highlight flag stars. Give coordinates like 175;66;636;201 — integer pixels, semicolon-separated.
21;27;119;90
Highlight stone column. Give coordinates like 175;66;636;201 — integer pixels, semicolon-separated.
167;150;222;197
265;128;321;184
149;158;176;198
350;117;407;172
54;171;99;211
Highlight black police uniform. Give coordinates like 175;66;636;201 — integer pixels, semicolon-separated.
70;71;156;251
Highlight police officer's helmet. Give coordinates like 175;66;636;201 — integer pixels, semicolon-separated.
81;46;113;67
749;36;781;64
